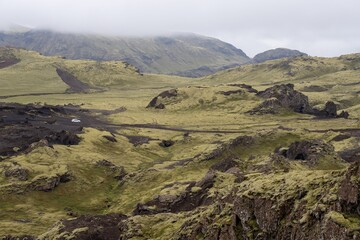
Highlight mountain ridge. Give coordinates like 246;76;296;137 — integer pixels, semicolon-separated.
253;48;308;63
0;30;251;77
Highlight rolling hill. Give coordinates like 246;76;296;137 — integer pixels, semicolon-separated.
253;48;307;63
0;30;251;77
1;47;360;239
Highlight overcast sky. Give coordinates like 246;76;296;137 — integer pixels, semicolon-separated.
0;0;359;57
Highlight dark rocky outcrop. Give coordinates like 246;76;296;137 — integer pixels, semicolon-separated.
133;172;215;215
251;85;350;118
146;89;178;109
96;160;126;181
125;135;152;146
340;147;360;163
46;130;81;145
227;83;258;93
159;140;175;148
0;102;107;158
29;172;71;192
252;84;313;114
176;166;359;240
4;165;29;181
210;158;238;172
302;85;329;92
218;89;244;96
338;162;360;214
280;139;336;165
56;68;92;93
0;47;21;69
103;135;117;142
50;214;127;240
313;101;350;119
2;236;35;240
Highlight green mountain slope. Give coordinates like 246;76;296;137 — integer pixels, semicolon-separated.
253;48;307;63
0;30;251;77
0;47;191;98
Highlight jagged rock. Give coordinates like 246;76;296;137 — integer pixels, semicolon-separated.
113;166;127;181
30;172;71;192
339;147;360;162
338;162;360;214
146;89;178;109
218;89;244;96
159;140;175;148
41;214;127;240
155;103;165;109
0;103;86;158
125;135;152;146
314;101;350;119
338;110;350;119
96;159;115;167
252;84;312;114
96;160;126;181
321;101;337;117
331;134;351;142
302;85;329;92
282;140;335;165
47;130;81;145
4;165;29;181
210;158;238;172
252;97;283;114
225;167;246;183
133;171;215;215
103;135;117;142
202;135;255;162
2;236;35;240
228;83;258;93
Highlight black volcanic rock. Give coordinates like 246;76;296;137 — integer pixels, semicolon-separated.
251;84;312;114
146;89;178;109
283;140;335;165
313;101;350;119
253;48;307;63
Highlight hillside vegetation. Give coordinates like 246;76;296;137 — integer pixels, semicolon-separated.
253;48;307;63
0;30;251;77
0;47;360;239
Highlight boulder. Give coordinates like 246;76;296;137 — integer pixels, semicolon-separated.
313;101;350;119
159;140;175;148
30;172;71;192
282;140;335;165
133;171;215;215
338;162;360;214
4;166;29;181
146;89;178;109
252;84;312;114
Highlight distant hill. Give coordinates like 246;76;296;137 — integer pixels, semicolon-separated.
0;30;251;77
253;48;307;63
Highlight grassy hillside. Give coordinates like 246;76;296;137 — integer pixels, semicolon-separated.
253;48;307;63
201;54;360;116
1;48;360;239
0;30;251;77
0;47;191;98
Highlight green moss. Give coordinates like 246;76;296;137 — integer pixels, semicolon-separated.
326;211;360;231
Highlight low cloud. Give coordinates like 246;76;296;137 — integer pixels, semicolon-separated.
1;0;359;56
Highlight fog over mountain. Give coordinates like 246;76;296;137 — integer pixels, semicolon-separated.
0;0;359;57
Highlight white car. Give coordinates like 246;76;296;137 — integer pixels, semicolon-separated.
71;118;81;123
